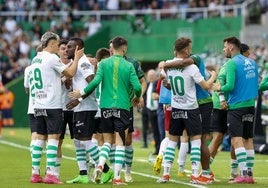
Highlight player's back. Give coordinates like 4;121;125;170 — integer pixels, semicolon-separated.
98;55;141;110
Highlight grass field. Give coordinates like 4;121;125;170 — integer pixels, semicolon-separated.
1;127;268;188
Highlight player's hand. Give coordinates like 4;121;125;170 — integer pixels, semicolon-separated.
162;78;171;89
68;89;81;99
64;78;72;89
152;93;159;100
74;46;84;61
162;63;168;73
220;101;228;110
66;99;79;110
212;83;221;91
131;97;141;107
136;97;144;108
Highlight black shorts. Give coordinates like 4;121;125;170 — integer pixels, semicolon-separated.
34;109;63;135
128;107;134;133
101;108;130;134
29;114;38;133
228;107;255;139
60;110;74;139
169;108;202;137
94;117;102;133
73;111;97;138
199;102;213;134
210;109;228;134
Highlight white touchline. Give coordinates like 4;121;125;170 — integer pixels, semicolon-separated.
0;140;208;188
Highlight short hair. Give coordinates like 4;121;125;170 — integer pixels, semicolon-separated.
36;44;43;52
240;43;250;54
69;37;84;49
41;31;60;48
96;48;110;62
223;36;241;50
59;39;68;47
111;36;127;50
174;37;192;52
86;53;94;58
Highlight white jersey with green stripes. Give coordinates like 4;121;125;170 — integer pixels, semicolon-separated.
30;51;67;109
167;63;204;110
72;54;98;112
24;65;34;114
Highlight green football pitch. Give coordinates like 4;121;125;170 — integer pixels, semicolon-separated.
1;127;268;188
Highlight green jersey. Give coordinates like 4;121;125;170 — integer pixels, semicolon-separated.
83;55;142;111
259;75;268;92
219;54;258;109
212;62;228;109
125;56;144;104
125;57;144;79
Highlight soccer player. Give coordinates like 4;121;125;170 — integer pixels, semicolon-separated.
153;62;172;175
29;31;84;184
162;44;215;184
24;47;44;183
93;48;115;184
213;37;258;183
65;37;100;184
109;39;147;183
69;36;142;185
54;39;74;178
157;37;216;184
209;43;252;181
65;47;114;184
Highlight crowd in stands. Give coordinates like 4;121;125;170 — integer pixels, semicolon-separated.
0;0;268;85
0;1;247;12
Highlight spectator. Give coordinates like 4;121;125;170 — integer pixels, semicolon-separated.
0;86;14;127
107;0;119;10
145;69;161;155
4;16;17;34
84;16;102;37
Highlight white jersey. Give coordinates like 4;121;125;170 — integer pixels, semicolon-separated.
30;51;67;109
61;62;73;111
167;62;204;110
24;65;34;114
95;82;101;118
72;54;98;112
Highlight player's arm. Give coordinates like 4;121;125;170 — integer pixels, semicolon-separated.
213;61;235;92
66;74;94;110
259;75;268;92
162;78;171;90
130;66;142;106
164;57;194;69
25;87;29;95
24;67;30;95
62;46;84;78
69;62;103;99
136;76;147;108
198;70;217;90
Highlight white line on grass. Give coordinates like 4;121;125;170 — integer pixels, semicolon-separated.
0;140;207;188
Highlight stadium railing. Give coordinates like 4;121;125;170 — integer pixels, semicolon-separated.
0;0;256;24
